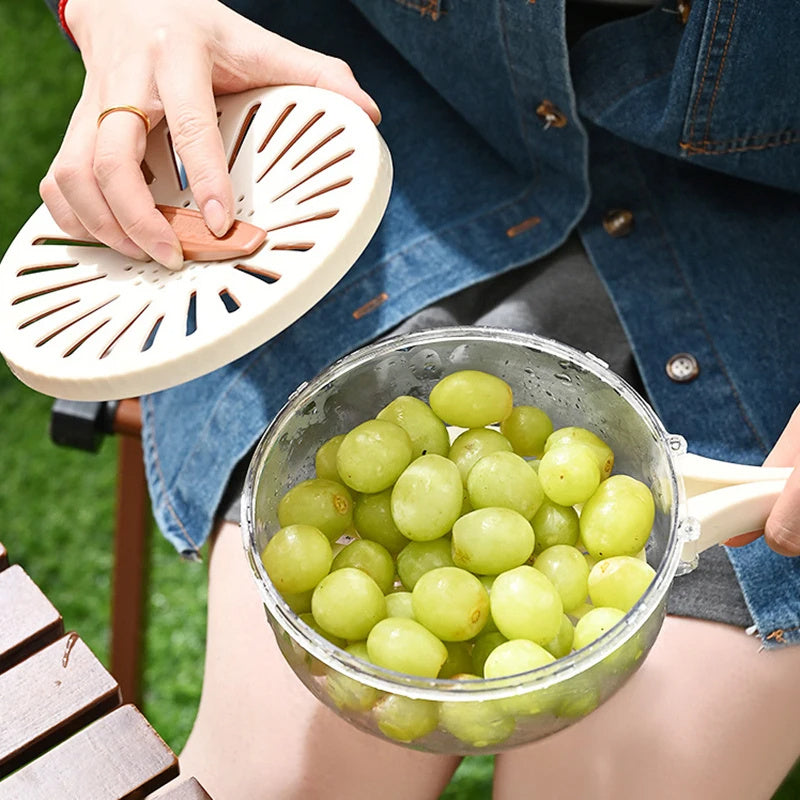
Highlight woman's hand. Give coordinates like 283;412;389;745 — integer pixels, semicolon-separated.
40;0;380;269
725;404;800;556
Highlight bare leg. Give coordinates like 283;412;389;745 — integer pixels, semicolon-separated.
494;615;800;800
179;521;460;800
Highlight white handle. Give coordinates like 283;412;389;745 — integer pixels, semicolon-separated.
680;479;788;563
677;452;793;497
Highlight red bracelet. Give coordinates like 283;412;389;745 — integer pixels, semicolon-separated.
57;0;78;46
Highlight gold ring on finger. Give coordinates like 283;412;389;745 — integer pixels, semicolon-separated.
97;105;152;135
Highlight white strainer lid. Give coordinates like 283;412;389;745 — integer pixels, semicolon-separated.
0;85;392;401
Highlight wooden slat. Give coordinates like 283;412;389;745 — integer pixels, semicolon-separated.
0;634;120;777
0;543;7;571
0;705;178;800
0;566;63;673
154;777;213;799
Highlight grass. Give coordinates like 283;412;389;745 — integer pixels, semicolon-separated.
0;2;796;798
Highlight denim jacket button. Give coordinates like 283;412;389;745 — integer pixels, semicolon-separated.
602;209;635;237
666;353;700;382
536;100;568;129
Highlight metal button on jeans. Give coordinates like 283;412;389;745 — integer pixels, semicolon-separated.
536;100;568;129
602;209;635;238
666;353;700;382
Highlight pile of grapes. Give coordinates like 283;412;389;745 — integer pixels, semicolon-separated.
261;369;657;745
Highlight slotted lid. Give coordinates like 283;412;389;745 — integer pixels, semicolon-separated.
0;85;392;401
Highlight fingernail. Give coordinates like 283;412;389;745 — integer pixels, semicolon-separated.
367;97;382;125
153;241;184;271
203;198;230;238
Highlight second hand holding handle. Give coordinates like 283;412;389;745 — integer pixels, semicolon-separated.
677;453;792;563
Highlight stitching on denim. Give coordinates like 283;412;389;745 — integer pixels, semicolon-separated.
680;132;800;155
687;0;723;142
624;139;769;454
391;0;442;20
143;393;201;551
702;0;739;144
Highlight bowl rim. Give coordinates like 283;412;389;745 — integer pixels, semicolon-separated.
241;326;684;702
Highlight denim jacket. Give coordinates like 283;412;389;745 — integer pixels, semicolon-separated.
129;0;800;645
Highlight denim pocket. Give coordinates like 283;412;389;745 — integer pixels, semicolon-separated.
680;0;800;157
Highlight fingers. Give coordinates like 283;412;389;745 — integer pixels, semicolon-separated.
94;107;183;269
764;458;800;557
764;405;800;556
723;531;762;548
725;404;800;555
763;403;800;467
226;22;382;124
154;36;234;238
44;95;150;260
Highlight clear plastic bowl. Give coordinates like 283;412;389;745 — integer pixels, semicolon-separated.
241;327;684;754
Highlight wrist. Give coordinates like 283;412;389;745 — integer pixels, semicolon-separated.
57;0;77;45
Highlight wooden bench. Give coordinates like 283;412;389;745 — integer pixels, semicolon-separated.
0;541;211;799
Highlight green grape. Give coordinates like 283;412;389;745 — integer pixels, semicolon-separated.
261;524;333;594
572;607;626;651
568;602;595;622
490;565;563;645
555;683;600;719
466;451;544;520
352;490;410;555
451;507;535;575
391;454;463;541
315;434;346;482
439;694;515;748
336;420;413;493
484;640;558;718
385;591;415;619
366;618;448;678
533;545;590;614
531;499;580;553
579;475;655;559
396;538;455;590
331;539;395;594
325;642;379;711
449;428;514;481
500;405;554;457
439;641;475;678
587;556;656;612
373;694;439;743
429;370;514;428
543;614;575;659
312;567;386;641
544;426;615;479
298;612;347;649
483;638;555;678
281;588;314;615
412;567;490;641
277;478;354;542
478;575;498;632
376;395;450;458
538;444;601;506
346;640;371;663
471;631;507;676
